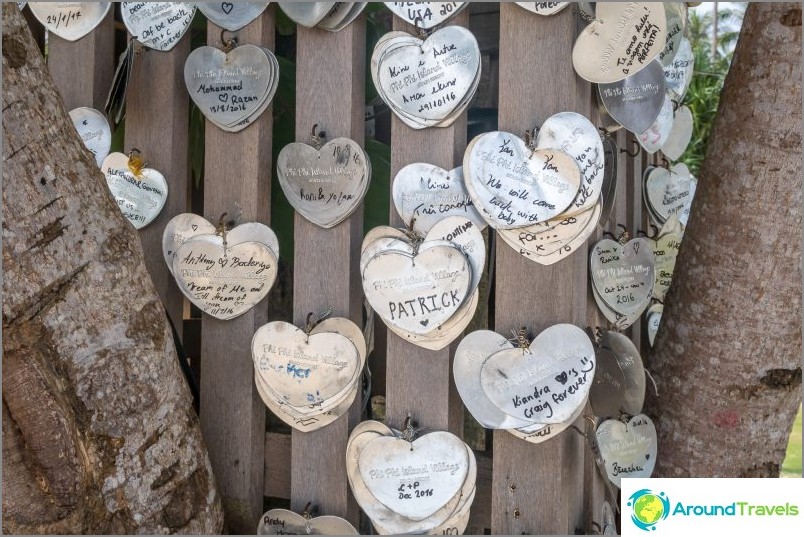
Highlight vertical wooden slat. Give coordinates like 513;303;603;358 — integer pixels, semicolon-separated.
47;9;115;111
627;134;645;349
124;18;191;335
200;10;274;534
492;5;590;534
385;10;470;437
289;17;366;522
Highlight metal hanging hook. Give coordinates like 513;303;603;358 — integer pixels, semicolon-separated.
620;139;642;158
220;29;238;52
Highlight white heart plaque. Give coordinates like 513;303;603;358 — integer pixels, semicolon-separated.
122;2;196;51
102;153;168;230
278;2;336;27
184;44;277;130
392;164;486;234
258;509;358;535
660;104;693;161
384;2;467;29
590;237;655;317
572;2;667;83
464;131;581;229
638;94;674;154
172;233;278;320
480;324;596;424
535;112;605;215
664;36;694;101
277;138;371;228
596;414;657;487
251;321;360;410
454;330;532;429
374;25;480;125
515;2;569;16
497;201;601;265
362;243;471;335
645;163;697;225
29;2;110;42
69;107;111;167
358;431;469;521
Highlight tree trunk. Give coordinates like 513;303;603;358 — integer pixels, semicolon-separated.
647;3;802;477
2;4;224;533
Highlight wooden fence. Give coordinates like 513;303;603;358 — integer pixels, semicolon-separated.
42;4;659;534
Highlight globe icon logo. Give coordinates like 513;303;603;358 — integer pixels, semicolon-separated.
628;489;670;531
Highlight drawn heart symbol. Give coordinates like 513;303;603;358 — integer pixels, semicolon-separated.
638;94;675;154
251;321;361;412
374;25;480;124
29;3;111;42
362;242;471;335
184;44;276;128
258;509;358;535
595;413;657;487
590;237;655;317
121;2;196;52
572;2;667;84
464;131;581;229
101;152;168;230
479;324;595;424
358;431;470;521
197;2;269;31
172;233;278;320
277;138;371;229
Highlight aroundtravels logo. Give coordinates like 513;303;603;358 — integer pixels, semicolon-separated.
628;489;671;531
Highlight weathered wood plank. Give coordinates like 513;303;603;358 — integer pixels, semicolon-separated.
46;9;114;111
124;17;190;336
492;5;590;534
289;17;366;523
264;432;292;499
384;9;470;437
199;10;274;534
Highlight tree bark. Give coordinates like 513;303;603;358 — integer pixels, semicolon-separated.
2;4;224;533
647;3;802;477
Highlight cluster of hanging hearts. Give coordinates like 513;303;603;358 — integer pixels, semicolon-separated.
588;330;658;487
251;314;367;432
257;508;358;535
463;112;605;264
361;214;485;350
572;3;694;159
277;132;371;228
372;4;480;129
347;419;476;535
455;324;597;443
162;214;279;320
